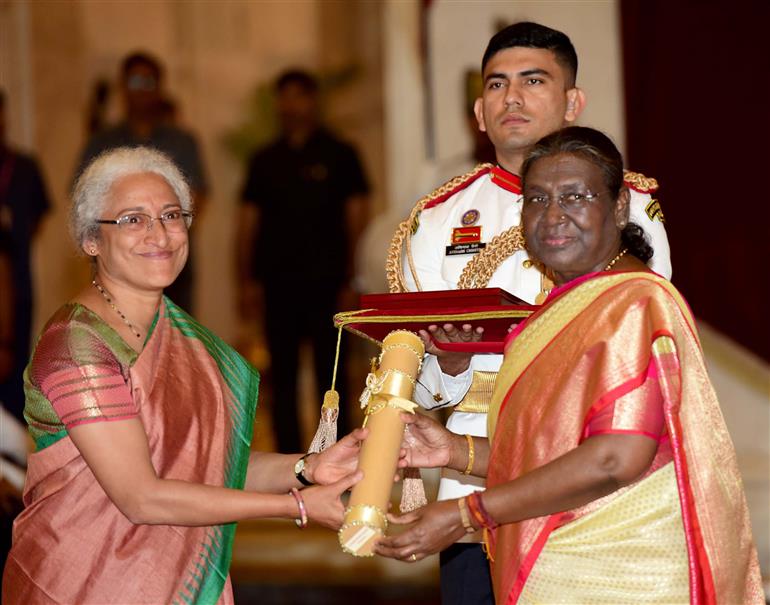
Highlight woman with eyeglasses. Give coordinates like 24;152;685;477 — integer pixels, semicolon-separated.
2;147;366;604
375;127;763;604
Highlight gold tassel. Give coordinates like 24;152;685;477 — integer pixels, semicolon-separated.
399;417;427;512
308;326;343;453
482;528;495;562
399;466;427;512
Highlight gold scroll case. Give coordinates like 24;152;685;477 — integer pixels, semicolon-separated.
338;330;424;557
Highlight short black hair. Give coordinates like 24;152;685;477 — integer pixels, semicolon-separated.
522;126;653;263
121;52;163;82
274;69;319;95
482;22;578;88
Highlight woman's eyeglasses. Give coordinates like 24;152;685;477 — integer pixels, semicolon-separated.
523;191;608;213
96;210;194;233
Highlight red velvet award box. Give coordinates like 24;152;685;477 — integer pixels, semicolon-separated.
334;288;536;354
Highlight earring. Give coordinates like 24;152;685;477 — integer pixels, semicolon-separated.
90;248;97;255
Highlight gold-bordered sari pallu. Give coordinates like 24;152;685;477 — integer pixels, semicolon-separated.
486;271;763;605
3;298;259;605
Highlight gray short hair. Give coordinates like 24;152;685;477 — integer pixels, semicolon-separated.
70;146;193;250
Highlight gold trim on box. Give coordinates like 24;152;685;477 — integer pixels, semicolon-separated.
455;371;497;413
334;309;532;346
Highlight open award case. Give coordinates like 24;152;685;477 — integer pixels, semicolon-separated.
334;288;537;354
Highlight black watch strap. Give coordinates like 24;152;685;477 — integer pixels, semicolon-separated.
295;453;313;486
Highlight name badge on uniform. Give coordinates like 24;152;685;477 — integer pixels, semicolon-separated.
446;226;485;256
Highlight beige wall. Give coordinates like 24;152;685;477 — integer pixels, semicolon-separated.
428;0;625;172
1;0;383;343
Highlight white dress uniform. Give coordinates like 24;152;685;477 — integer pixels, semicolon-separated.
397;164;671;504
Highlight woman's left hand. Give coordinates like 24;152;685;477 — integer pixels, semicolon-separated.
306;428;368;485
301;470;364;530
374;499;466;562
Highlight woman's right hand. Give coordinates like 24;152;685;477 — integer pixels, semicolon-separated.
399;412;458;469
299;469;363;530
306;428;368;486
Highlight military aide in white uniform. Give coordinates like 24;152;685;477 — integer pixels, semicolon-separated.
387;161;671;509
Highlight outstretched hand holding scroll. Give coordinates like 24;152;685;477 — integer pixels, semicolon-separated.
400;412;490;476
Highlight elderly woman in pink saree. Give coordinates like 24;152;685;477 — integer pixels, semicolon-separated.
2;147;365;604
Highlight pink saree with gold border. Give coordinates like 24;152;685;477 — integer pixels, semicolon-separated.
2;298;259;604
486;271;762;604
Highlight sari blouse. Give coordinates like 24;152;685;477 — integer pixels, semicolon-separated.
24;303;139;448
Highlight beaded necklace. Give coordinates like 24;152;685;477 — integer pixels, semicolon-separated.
603;247;629;271
91;279;142;339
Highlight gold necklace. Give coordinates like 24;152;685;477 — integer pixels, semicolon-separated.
534;248;629;304
603;248;629;271
92;279;142;339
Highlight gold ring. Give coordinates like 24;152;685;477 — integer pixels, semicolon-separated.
409;553;417;562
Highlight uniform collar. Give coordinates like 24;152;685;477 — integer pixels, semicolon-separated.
490;165;522;194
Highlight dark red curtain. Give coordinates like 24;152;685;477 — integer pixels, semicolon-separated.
622;0;770;361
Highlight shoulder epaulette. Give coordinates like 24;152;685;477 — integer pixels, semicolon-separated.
422;163;494;210
385;163;493;292
623;170;659;194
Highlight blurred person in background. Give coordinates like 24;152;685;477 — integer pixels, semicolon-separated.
3;147;365;605
0;225;28;574
236;69;370;453
0;227;12;386
84;78;110;137
75;51;207;313
0;89;51;422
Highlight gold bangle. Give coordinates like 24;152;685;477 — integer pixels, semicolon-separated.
457;497;476;534
463;434;475;475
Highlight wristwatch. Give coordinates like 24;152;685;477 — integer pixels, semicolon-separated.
294;453;313;486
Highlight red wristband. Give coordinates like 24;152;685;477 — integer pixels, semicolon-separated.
467;491;498;530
